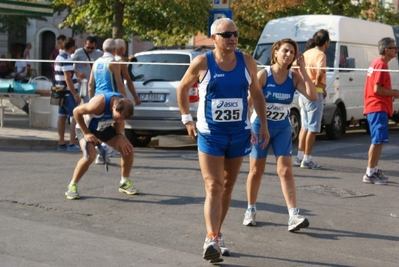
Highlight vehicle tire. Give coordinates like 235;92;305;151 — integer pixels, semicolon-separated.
125;130;152;147
325;107;343;140
290;109;301;143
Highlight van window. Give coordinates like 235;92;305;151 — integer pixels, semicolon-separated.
254;41;336;72
339;45;349;72
130;54;191;82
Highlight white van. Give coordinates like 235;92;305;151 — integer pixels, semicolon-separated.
254;15;399;139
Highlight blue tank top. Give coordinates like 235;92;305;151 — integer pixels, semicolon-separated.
85;92;124;132
251;66;296;129
196;50;251;135
93;57;117;95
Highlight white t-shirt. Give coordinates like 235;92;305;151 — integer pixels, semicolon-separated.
15;61;27;76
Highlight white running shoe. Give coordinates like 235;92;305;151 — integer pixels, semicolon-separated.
203;236;223;263
95;154;111;165
218;233;230;256
288;213;309;232
243;209;256;226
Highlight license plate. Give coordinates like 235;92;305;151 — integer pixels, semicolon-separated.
138;93;166;102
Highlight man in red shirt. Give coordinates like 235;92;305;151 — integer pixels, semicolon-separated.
363;37;399;185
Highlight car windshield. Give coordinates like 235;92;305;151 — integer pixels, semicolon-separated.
129;54;190;82
254;41;336;71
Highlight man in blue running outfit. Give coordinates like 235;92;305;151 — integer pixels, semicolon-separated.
177;18;269;263
64;92;137;199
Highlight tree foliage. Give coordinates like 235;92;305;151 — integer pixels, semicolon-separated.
52;0;210;45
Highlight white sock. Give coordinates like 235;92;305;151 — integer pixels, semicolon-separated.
303;155;311;163
120;177;128;184
69;181;77;186
366;167;375;176
288;208;299;217
297;151;304;159
247;205;256;211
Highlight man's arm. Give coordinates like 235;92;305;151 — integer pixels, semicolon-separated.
73;95;105;144
109;60;127;97
245;54;269;149
121;62;141;105
64;70;80;103
88;69;95;99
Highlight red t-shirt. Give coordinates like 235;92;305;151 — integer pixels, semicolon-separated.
363;57;393;116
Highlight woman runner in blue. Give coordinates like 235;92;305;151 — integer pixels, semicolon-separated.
243;38;317;232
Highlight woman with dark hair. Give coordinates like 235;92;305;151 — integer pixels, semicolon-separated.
243;38;317;232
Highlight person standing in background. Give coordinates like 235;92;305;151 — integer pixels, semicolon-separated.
54;37;81;152
23;43;32;69
294;29;330;169
50;35;66;84
72;36;103;103
362;37;399;185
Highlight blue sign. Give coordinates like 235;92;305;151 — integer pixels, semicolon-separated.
208;9;233;38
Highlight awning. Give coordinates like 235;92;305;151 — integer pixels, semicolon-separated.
0;0;53;17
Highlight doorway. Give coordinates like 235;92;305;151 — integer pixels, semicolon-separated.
41;31;55;79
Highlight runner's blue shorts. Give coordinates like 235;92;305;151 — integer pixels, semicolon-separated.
197;130;252;158
250;123;292;159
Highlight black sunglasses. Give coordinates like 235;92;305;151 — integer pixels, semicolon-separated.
387;47;398;50
215;31;239;39
85;46;95;50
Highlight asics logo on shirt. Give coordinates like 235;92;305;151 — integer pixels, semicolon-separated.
267;104;285;111
213;73;225;78
216;101;239;108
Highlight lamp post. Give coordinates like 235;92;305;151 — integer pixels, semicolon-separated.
328;0;334;14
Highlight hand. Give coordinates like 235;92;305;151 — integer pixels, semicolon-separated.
115;135;133;155
296;53;305;68
84;133;98;144
185;121;197;140
74;94;82;103
134;97;142;106
257;124;270;150
393;89;399;99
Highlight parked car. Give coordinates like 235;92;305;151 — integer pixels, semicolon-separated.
125;47;301;147
124;46;212;147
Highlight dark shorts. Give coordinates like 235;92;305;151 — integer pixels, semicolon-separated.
58;92;78;117
76;126;117;143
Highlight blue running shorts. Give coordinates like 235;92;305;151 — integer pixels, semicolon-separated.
197;130;252;158
250;123;292;159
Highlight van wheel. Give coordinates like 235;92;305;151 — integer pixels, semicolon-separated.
290;109;301;143
325;107;343;140
125;130;152;147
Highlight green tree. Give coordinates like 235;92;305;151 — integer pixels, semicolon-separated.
53;0;211;45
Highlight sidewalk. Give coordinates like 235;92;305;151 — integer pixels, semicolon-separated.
0;100;59;149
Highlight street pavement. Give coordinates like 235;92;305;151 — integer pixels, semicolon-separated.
0;101;398;267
